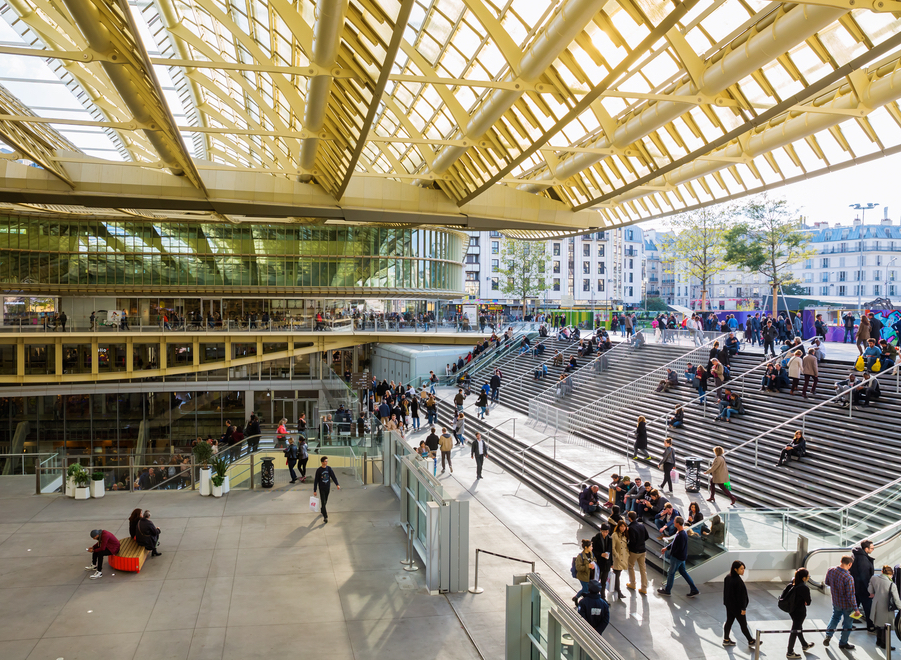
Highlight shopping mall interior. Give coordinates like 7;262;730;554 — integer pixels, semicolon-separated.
2;0;901;658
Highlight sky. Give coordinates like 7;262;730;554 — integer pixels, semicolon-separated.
639;151;901;233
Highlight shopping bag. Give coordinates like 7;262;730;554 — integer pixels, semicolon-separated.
855;355;865;371
670;468;679;484
309;496;320;513
873;358;882;373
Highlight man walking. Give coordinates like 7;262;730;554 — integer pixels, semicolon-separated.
762;320;778;358
843;312;855;344
626;511;648;595
657;517;700;597
425;427;439;473
454;388;466;412
439;427;454;474
823;555;860;649
851;540;876;631
471;432;488;479
312;456;340;523
490;371;501;403
658;437;676;493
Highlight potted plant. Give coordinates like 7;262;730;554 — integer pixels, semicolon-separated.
73;466;91;500
65;462;83;498
193;441;214;496
211;473;224;498
90;470;105;499
211;456;230;494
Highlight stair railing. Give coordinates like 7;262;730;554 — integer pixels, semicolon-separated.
532;333;727;435
723;366;898;468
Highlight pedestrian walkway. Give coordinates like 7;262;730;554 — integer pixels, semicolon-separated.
0;474;480;660
428;430;893;660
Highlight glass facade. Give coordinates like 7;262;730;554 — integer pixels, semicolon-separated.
0;216;465;294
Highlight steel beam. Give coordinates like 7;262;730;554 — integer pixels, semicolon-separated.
455;0;700;207
575;30;901;211
334;0;416;200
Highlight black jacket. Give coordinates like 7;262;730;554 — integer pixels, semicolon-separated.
851;546;875;591
591;532;613;570
627;520;648;553
577;593;609;635
723;573;749;613
136;517;160;551
425;433;439;451
633;422;647;451
788;581;811;615
490;374;501;389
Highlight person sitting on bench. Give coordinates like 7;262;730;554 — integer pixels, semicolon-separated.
775;430;806;466
86;529;120;579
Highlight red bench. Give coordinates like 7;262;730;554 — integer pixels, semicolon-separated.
108;537;149;573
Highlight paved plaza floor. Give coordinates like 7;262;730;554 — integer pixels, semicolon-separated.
0;475;480;660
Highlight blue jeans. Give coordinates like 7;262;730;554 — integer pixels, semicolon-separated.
825;607;854;645
412;417;420;429
844;328;854;343
664;558;697;594
429;383;436;394
697;384;705;403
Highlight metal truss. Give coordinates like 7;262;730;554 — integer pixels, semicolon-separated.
0;0;900;230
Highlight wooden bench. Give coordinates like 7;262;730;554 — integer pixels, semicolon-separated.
108;537;150;573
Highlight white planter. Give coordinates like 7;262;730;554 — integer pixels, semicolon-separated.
211;483;223;498
66;477;75;498
199;468;211;496
90;479;105;498
74;486;90;500
222;475;230;494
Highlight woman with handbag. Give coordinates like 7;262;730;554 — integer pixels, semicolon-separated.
868;565;900;650
786;568;813;658
632;416;649;460
704;446;736;506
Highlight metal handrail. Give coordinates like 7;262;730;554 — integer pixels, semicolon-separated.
803;518;901;588
469;549;536;594
647;336;820;434
723;366;898;467
565;463;626;488
525;333;621;401
534;333;727;436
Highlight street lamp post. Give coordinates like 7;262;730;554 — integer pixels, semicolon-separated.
886;257;898;305
850;203;879;314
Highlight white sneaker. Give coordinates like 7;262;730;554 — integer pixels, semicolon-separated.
89;571;102;579
84;565;96;571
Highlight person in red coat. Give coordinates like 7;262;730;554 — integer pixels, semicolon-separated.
86;529;120;579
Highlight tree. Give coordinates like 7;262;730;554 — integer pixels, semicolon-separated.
642;296;669;311
723;195;816;318
499;239;550;316
659;207;731;310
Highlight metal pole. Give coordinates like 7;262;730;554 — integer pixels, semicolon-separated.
754;630;761;660
34;458;40;495
129;455;135;493
469;549;484;593
190;458;196;490
363;451;368;486
887;625;893;660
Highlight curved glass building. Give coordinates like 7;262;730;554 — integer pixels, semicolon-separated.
0;215;466;296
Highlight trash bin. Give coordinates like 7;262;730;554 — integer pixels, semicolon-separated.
684;457;703;493
260;457;275;488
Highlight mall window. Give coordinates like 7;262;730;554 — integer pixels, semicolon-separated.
597;279;605;292
553;243;560;256
804;274;812;283
583;261;590;274
491;241;499;254
874;270;882;281
628;286;633;296
821;258;829;268
597;263;605;274
489;231;501;238
598;245;605;257
628;273;633;283
821;286;829;295
583;279;590;291
553;278;560;291
491;277;499;290
839;285;847;296
627;230;634;240
804;259;812;269
582;244;590;257
491;259;499;272
465;271;478;281
629;258;633;269
840;257;846;267
874;285;882;296
470;236;479;246
595;232;605;240
839;271;847;281
821;273;829;282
